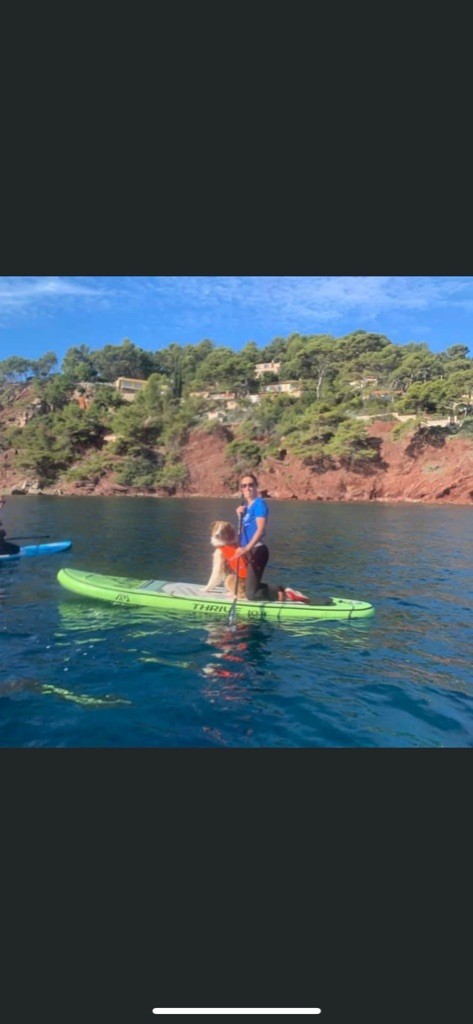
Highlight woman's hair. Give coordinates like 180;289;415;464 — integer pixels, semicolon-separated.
240;471;258;485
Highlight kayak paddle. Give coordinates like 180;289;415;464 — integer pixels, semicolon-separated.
8;534;52;541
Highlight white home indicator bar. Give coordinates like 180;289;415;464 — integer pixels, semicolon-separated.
153;1011;321;1016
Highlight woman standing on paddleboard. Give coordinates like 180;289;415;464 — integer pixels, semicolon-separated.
235;472;275;601
235;473;310;604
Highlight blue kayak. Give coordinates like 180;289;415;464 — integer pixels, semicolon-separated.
0;540;72;561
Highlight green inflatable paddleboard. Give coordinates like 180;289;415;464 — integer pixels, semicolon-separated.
57;568;374;622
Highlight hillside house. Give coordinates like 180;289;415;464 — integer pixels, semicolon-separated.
364;389;402;401
190;389;237;403
114;377;147;401
262;381;304;397
348;377;379;390
254;361;281;378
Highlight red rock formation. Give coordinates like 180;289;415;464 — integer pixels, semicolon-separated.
1;410;472;503
177;421;473;504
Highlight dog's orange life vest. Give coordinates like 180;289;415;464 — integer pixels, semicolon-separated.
221;544;248;579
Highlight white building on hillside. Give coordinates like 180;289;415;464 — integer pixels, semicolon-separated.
254;361;281;378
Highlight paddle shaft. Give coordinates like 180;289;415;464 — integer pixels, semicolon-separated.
8;534;51;541
227;509;243;626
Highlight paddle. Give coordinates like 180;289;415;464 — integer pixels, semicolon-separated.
8;534;51;541
227;508;243;628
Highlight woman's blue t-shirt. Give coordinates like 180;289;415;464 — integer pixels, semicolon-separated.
241;497;268;546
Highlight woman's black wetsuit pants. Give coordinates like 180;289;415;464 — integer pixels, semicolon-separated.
245;544;270;600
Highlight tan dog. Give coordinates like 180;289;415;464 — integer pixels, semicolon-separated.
204;520;247;598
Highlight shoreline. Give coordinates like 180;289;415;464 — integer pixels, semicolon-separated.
2;489;472;507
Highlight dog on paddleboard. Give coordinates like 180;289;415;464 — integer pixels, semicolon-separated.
204;520;247;598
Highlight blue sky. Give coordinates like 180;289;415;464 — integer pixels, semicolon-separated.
0;276;472;366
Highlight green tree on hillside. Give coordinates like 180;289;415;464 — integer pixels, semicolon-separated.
8;402;105;484
443;344;470;361
61;345;98;382
0;356;32;381
193;347;248;389
389;344;441;390
396;379;449;416
31;352;58;377
33;374;75;412
280;335;342;400
324;419;378;467
112;400;161;445
179;340;215;384
444;368;473;416
94;339;155;382
258;336;288;362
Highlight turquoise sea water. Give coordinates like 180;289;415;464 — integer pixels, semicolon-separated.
0;495;471;747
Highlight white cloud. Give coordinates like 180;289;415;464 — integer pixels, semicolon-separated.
139;275;473;324
1;275;473;342
0;276;113;316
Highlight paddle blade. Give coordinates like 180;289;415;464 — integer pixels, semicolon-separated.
227;598;237;627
